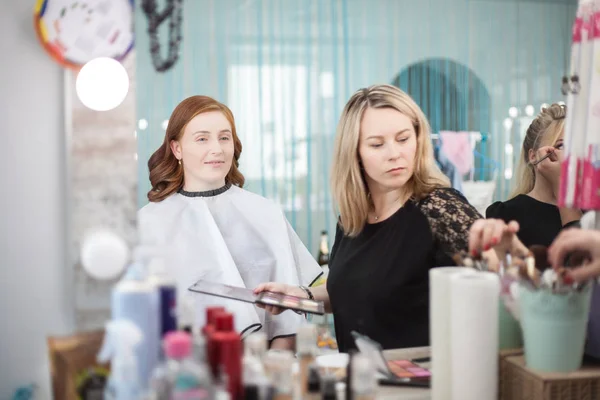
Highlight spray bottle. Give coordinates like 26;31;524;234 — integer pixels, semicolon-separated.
97;320;143;400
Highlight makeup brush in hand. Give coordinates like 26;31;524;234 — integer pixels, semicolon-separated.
452;251;488;271
528;245;582;291
558;249;591;291
564;250;592;268
513;246;545;289
529;245;550;271
452;251;467;267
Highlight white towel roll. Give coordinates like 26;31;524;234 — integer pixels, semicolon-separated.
430;267;476;400
450;272;499;400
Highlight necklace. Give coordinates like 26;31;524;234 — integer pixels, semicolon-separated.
371;199;404;222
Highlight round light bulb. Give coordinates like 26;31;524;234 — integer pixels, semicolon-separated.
80;229;129;280
76;57;129;111
540;103;549;111
525;105;535;116
557;101;566;106
138;119;149;130
508;107;519;118
503;118;513;130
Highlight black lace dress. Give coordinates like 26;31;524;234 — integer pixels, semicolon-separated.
326;188;481;352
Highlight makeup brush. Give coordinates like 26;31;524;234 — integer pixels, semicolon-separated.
532;149;557;166
517;265;538;290
562;256;593;292
453;251;476;269
479;257;490;272
452;252;468;267
452;250;491;271
555;249;591;292
470;251;488;271
564;250;592;268
556;268;574;284
496;251;522;295
515;251;541;289
529;245;550;271
552;267;576;293
529;245;584;293
498;251;519;276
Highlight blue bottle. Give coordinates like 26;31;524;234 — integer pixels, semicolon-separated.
111;259;160;390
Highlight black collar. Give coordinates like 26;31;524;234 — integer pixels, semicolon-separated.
178;183;232;197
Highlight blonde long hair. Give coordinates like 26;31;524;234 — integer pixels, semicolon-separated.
510;103;566;198
331;84;450;236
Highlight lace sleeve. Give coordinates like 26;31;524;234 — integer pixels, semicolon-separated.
417;188;482;255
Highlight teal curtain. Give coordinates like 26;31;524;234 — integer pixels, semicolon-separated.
136;0;576;253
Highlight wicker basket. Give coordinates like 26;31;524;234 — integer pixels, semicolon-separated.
499;352;600;400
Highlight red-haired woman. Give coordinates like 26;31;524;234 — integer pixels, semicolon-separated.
138;96;322;350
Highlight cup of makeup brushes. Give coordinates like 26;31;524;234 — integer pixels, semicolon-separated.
519;283;592;372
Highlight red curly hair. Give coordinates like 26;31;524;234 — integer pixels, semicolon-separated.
147;96;244;202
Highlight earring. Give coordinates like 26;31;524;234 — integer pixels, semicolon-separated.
178;159;182;165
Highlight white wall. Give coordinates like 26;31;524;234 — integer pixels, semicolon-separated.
0;1;74;398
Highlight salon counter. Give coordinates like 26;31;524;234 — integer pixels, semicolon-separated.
377;346;431;399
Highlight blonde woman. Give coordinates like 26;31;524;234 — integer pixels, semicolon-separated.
256;84;485;351
486;104;582;249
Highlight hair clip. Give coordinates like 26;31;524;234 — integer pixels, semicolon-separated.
570;75;581;95
561;76;570;96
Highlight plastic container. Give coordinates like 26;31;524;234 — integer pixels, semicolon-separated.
498;301;522;350
519;284;592;372
156;331;213;399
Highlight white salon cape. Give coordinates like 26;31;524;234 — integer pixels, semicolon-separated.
138;185;323;340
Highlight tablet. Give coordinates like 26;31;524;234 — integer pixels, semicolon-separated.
188;280;325;315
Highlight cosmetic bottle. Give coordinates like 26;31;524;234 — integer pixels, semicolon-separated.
297;323;318;397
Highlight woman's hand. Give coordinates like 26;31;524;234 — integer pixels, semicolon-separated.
536;146;559;164
549;229;600;282
534;147;582;225
534;146;562;197
469;219;527;257
253;282;308;315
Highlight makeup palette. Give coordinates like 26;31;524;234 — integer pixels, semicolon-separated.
257;291;325;315
386;360;431;379
351;331;431;388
